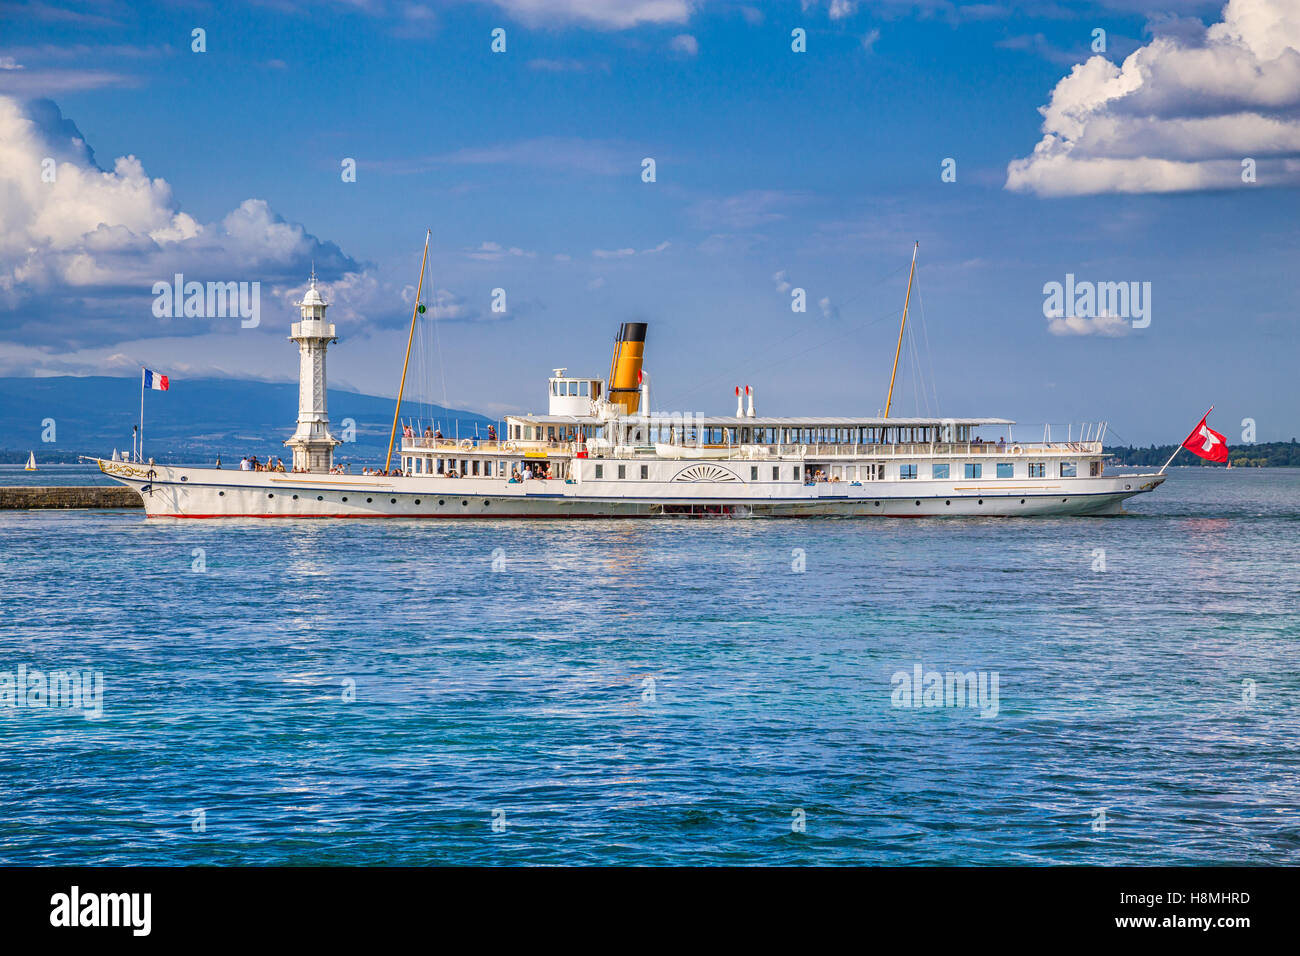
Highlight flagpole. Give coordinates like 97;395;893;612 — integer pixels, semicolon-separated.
1160;405;1213;474
139;367;146;463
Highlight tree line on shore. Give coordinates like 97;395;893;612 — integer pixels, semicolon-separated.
1105;440;1300;467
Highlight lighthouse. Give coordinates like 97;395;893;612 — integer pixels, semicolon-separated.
284;270;341;472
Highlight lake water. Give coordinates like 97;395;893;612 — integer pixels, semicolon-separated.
1;466;1297;865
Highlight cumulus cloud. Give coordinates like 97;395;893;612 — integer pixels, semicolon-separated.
670;33;699;56
1007;0;1300;196
0;95;371;348
1047;312;1130;337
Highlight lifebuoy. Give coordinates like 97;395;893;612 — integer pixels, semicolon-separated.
459;439;473;449
503;441;518;452
1012;445;1022;454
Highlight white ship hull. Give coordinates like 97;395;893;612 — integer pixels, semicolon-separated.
98;460;1165;519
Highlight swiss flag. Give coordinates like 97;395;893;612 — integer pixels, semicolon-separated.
1181;410;1229;463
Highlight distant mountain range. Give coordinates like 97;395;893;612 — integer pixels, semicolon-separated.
0;376;494;464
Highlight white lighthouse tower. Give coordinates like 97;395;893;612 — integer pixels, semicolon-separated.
284;269;340;473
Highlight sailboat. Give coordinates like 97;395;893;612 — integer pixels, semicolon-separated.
24;451;36;471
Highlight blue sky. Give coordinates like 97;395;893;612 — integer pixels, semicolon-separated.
2;0;1297;443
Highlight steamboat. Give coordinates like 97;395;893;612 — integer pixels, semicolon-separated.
97;241;1166;518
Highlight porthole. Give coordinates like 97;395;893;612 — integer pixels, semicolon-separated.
342;496;348;502
317;495;323;501
180;476;188;482
1125;483;1131;490
874;501;880;507
390;498;397;504
945;500;951;506
218;491;225;497
483;500;490;507
366;497;373;503
414;499;421;505
1062;498;1068;503
438;499;445;506
1020;499;1026;504
978;499;983;505
292;494;299;500
268;493;274;499
462;500;468;506
915;500;921;506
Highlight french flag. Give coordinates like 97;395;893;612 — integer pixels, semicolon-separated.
143;368;169;391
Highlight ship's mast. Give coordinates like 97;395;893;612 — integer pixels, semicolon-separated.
386;230;431;471
884;241;918;419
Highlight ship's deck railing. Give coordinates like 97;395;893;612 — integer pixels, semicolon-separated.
637;440;1104;459
789;440;1104;458
401;438;573;453
399;438;1105;459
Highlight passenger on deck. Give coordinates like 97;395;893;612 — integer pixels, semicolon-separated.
523;465;533;480
487;424;497;442
423;426;433;440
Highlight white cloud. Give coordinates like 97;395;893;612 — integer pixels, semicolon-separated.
0;95;374;347
861;28;880;53
670;34;699;56
688;190;798;230
465;241;535;261
477;0;690;29
1047;312;1130;337
1007;0;1300;196
829;0;857;21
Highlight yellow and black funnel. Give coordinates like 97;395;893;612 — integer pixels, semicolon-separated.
607;322;647;415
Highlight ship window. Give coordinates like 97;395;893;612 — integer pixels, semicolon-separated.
1060;461;1077;477
965;463;982;479
473;460;480;476
845;466;856;479
1090;461;1102;477
831;466;842;479
1028;462;1045;478
566;381;576;396
595;464;603;479
640;464;648;480
751;466;758;481
997;463;1013;478
618;465;626;479
900;465;918;479
932;464;949;479
772;466;780;481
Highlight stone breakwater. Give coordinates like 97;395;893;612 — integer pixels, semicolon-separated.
0;486;142;509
